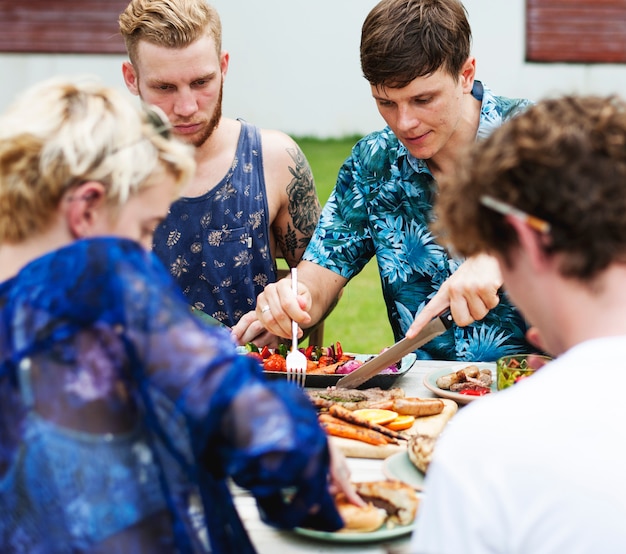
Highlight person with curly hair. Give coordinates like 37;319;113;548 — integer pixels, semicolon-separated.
412;94;626;552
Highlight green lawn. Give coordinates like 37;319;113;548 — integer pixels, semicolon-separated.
294;136;395;354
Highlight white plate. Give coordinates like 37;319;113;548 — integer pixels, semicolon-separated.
293;522;413;543
423;363;496;405
383;451;425;491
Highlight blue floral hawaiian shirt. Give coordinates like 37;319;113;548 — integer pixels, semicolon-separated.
304;82;534;361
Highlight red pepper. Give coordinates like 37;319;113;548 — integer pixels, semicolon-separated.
335;341;343;359
305;345;315;360
260;345;271;359
459;387;491;396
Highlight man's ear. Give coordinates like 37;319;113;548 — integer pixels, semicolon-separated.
220;50;230;80
122;61;140;96
507;215;550;272
460;56;476;93
64;181;107;239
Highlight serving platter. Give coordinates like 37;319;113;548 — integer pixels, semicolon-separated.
422;362;496;405
382;451;426;491
293;522;413;543
264;353;417;389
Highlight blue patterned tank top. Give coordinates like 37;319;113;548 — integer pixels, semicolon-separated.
153;120;276;328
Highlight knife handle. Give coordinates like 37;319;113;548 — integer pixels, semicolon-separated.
439;308;453;330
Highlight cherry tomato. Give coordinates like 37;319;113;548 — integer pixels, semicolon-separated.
264;353;287;372
247;352;263;364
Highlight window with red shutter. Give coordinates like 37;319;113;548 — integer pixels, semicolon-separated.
0;1;128;54
526;0;626;63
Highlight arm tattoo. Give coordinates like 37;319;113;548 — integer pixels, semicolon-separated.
285;146;321;236
275;223;311;260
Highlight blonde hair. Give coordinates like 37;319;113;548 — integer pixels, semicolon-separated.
0;76;195;243
119;0;222;64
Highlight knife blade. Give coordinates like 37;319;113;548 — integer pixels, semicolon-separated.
335;310;453;389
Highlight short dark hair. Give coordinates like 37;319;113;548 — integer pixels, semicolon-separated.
360;0;472;88
434;95;626;280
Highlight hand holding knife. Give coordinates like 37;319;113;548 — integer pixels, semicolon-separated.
335;309;453;389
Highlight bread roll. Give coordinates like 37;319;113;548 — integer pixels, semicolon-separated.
353;480;419;526
335;480;419;532
335;493;387;532
408;434;437;474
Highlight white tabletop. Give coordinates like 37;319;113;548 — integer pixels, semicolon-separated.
235;360;475;554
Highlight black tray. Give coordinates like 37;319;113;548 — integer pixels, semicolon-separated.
263;353;417;389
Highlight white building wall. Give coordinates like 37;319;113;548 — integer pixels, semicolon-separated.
1;0;625;138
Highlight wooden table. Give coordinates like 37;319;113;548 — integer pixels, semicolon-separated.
234;360;479;554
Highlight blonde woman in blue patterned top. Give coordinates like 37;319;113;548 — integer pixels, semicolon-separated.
0;76;352;554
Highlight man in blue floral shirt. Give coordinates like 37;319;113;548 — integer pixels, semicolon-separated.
243;0;534;361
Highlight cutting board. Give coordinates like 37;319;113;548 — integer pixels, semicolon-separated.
330;398;458;459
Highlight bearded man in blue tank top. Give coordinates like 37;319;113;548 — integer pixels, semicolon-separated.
120;0;320;344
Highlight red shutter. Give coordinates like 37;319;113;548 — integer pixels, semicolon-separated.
526;0;626;63
0;1;128;54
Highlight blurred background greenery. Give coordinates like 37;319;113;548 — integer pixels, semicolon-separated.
292;136;395;354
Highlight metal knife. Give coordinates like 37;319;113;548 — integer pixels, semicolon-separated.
335;309;453;389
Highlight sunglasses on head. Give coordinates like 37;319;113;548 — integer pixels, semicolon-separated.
142;103;172;139
480;195;551;234
106;103;172;157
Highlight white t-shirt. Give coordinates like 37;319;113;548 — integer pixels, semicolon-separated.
410;337;626;554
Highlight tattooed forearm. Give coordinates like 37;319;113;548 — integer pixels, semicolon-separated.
286;146;321;235
275;223;311;260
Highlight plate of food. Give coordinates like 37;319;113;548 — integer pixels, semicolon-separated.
294;522;413;543
383;451;426;491
246;342;417;389
423;363;496;405
294;480;419;542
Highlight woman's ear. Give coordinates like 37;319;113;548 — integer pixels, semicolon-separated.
64;181;107;239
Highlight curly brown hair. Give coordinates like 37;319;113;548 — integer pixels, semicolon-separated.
360;0;471;88
434;95;626;281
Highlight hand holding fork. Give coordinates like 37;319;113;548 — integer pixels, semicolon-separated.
285;268;307;387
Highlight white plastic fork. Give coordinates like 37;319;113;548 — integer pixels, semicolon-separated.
285;267;307;387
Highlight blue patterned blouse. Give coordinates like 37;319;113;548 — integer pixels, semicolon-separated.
304;82;533;361
0;238;340;553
